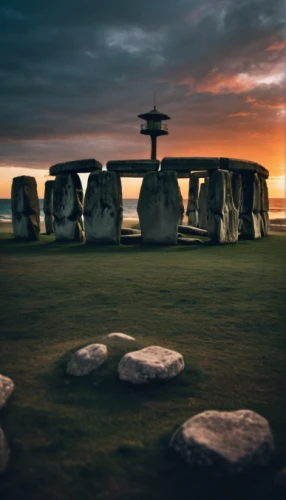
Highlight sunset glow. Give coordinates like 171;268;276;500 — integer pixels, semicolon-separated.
0;0;285;198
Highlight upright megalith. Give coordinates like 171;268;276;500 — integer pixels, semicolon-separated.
186;175;199;226
179;189;185;224
137;171;181;244
240;172;261;239
53;173;84;241
207;170;239;244
84;171;123;244
43;180;55;234
260;177;270;236
198;181;208;230
11;176;40;240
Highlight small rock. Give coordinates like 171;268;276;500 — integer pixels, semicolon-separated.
107;333;136;341
121;234;142;244
0;374;15;410
67;344;108;376
177;237;203;245
170;409;274;474
118;346;184;384
0;427;10;472
121;228;141;235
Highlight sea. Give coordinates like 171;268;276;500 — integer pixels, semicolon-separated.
0;198;285;223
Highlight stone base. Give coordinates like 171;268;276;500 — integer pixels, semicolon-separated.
240;212;261;239
45;215;54;234
260;212;270;236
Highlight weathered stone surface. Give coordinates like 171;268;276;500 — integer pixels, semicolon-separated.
107;333;136;341
178;225;208;236
121;234;142;244
260;177;269;212
107;160;159;177
137;171;181;245
50;159;102;176
177;237;203;245
84;171;123;244
179;189;185;225
170;410;274;474
260;212;270;236
222;158;269;179
0;428;10;473
207;170;239;244
186;175;199;226
161;157;220;172
0;375;15;410
53;173;84;241
11;176;40;240
43;180;55;234
118;346;184;384
231;173;242;212
121;228;141;235
198;183;208;230
240;172;261;239
67;344;108;376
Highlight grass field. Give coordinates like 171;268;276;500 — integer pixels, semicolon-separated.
0;230;286;499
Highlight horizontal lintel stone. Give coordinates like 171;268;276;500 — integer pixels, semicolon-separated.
106;160;159;173
161;157;220;172
50;159;102;176
220;158;269;179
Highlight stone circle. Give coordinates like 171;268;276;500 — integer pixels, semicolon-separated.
67;344;108;376
170;409;274;474
118;346;184;384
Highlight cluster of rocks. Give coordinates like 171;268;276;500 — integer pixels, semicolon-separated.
66;337;184;384
0;374;15;472
11;157;269;245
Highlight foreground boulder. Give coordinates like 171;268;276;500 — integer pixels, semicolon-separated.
137;171;181;245
107;333;136;341
170;410;274;474
0;428;10;472
84;171;123;244
178;225;208;237
11;176;40;240
43;180;55;234
0;374;15;410
53;173;84;241
67;344;108;376
118;346;184;384
207;170;239;244
177;237;203;245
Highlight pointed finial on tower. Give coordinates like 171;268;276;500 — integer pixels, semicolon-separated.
154;90;156;109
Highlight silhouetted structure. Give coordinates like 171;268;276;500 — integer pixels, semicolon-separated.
138;105;170;160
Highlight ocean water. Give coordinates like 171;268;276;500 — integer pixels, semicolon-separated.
0;198;285;222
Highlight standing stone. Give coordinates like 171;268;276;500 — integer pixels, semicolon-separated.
0;428;10;473
207;170;239;244
137;171;181;245
198;182;208;230
170;410;274;474
43;180;55;234
260;177;270;236
84;171;123;244
186;175;199;227
240;172;261;239
231;173;243;234
11;176;40;240
179;189;185;225
53;173;84;241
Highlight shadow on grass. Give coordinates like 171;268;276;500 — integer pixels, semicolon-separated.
37;341;202;413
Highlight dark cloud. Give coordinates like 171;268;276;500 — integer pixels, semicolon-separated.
0;0;284;168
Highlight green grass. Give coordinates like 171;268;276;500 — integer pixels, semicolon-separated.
0;231;286;499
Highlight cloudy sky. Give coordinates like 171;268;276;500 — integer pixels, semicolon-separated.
0;0;285;197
